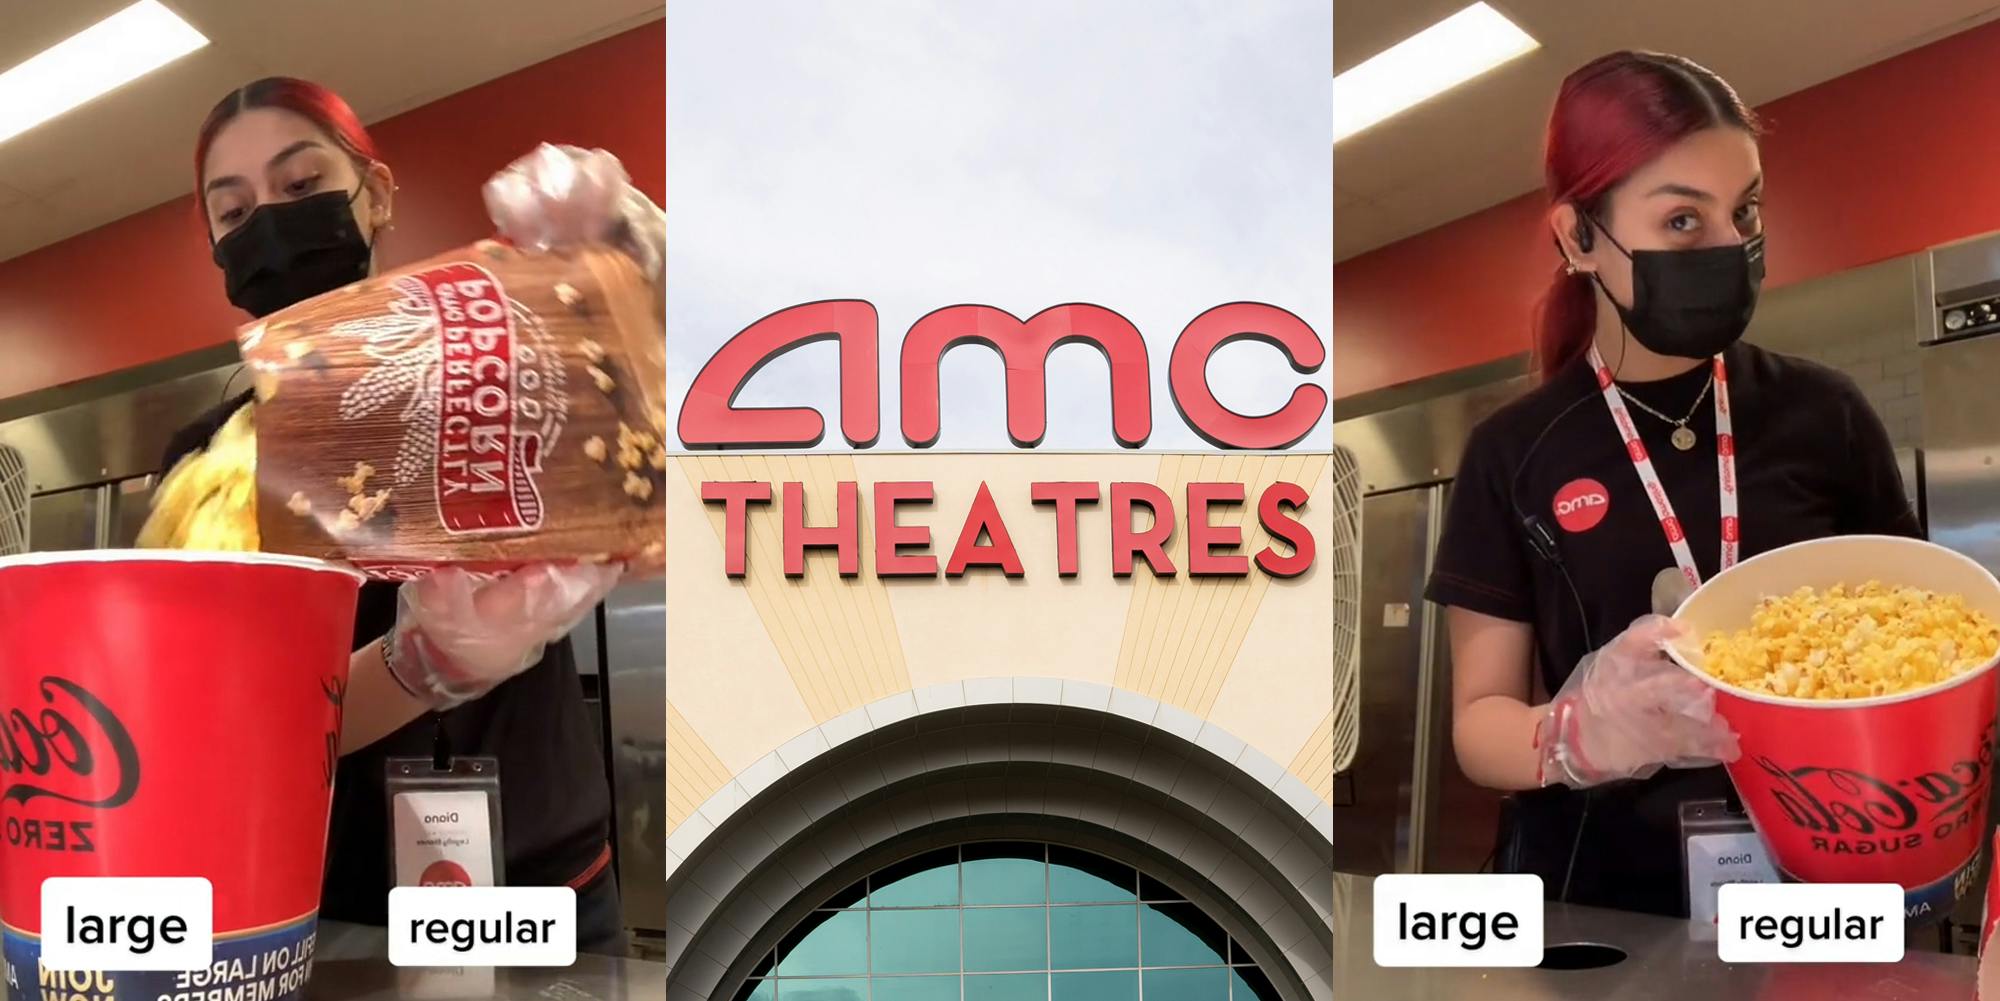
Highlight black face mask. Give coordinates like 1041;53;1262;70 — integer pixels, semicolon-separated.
1587;217;1766;359
213;188;373;318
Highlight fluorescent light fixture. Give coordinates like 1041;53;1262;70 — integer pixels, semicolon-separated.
0;1;209;145
1333;2;1538;143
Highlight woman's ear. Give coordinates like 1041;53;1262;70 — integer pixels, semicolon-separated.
362;161;395;232
1549;203;1595;273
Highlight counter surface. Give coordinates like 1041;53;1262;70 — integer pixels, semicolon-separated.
309;921;666;1000
1336;872;1979;1000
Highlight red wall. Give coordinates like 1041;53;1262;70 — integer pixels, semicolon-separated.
0;22;664;402
1333;18;2000;398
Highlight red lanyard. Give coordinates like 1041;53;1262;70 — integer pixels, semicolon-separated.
1586;345;1738;590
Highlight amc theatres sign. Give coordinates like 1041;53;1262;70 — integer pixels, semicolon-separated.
679;300;1328;581
676;300;1328;450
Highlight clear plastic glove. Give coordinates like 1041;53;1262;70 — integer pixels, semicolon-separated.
1535;616;1739;788
387;562;624;710
483;143;664;284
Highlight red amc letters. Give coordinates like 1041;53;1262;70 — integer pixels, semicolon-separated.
677;301;1328;450
700;480;1315;580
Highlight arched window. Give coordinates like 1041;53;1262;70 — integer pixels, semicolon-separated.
734;841;1284;1001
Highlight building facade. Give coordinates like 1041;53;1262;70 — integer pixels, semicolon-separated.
663;451;1338;1000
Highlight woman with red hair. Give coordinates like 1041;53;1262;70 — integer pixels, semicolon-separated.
1424;53;1918;916
162;77;662;951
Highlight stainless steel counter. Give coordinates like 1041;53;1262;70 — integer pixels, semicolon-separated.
308;921;667;1000
1335;873;1978;1000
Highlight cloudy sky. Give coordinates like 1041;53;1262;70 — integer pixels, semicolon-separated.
666;0;1331;451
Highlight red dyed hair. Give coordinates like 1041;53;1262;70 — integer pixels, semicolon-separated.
193;77;379;193
1534;52;1759;381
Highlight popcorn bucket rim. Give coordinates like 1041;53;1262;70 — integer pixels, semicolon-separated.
0;548;365;583
1664;534;2000;710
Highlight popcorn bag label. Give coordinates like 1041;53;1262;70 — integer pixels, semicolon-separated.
417;263;552;536
244;242;666;576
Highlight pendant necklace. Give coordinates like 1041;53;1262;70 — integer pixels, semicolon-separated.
1616;375;1713;451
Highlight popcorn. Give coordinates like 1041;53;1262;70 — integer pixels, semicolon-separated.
336;462;375;495
1696;582;2000;699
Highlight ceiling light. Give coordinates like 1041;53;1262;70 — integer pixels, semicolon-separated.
1333;2;1538;143
0;1;209;145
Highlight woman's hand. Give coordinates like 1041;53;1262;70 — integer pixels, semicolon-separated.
386;562;624;710
483;143;664;283
1536;616;1739;788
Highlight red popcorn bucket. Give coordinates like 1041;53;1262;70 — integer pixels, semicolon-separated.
1666;535;2000;925
0;551;362;1000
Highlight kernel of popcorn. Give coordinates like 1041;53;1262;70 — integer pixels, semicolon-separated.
580;337;607;363
617;445;644;472
649;447;667;472
555;283;583;309
286;492;313;517
351;488;391;522
283;340;314;361
622;472;653;502
334;510;362;534
588;365;616;394
1696;581;2000;700
337;462;376;494
583;436;609;463
254;370;281;403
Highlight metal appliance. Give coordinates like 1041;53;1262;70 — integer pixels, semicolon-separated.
0;354;668;942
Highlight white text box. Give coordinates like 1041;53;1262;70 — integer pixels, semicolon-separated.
39;877;213;972
1717;883;1903;964
388;887;576;967
1372;874;1543;967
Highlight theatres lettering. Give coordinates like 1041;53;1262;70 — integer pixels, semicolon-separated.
703;479;1315;580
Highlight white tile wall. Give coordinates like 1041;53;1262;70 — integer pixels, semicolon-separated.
1771;327;1922;448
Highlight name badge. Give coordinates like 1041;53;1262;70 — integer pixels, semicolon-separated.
1682;798;1779;932
387;757;505;888
1687;833;1780;931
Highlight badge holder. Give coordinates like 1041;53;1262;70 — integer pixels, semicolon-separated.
1681;797;1777;937
386;719;505;889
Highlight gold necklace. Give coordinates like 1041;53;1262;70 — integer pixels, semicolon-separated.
1616;376;1713;451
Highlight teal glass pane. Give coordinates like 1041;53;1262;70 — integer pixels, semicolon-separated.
1144;967;1228;1000
735;981;775;1001
1231;966;1282;1001
872;909;961;974
776;980;867;1001
1048;847;1135;903
966;973;1046;1001
1052;971;1138;1001
776;910;866;976
873;976;962;1001
873;848;960;907
1049;904;1137;969
1141;902;1228;966
964;843;1047;905
820;880;867;910
964;907;1047;971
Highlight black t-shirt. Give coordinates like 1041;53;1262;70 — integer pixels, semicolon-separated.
162;391;612;924
1424;341;1919;916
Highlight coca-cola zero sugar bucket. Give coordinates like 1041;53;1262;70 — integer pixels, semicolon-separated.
0;551;361;1000
1666;535;2000;923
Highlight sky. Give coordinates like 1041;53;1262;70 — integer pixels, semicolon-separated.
666;0;1332;451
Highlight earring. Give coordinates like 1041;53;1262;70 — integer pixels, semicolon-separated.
1563;260;1580;276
